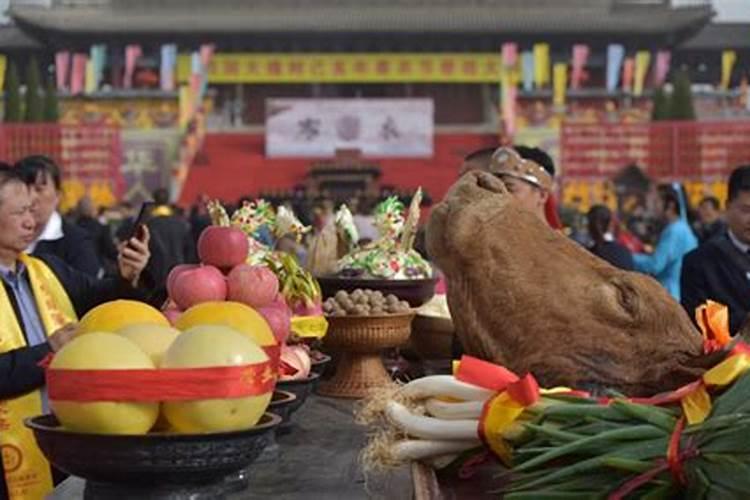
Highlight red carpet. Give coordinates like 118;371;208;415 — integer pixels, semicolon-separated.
178;133;498;207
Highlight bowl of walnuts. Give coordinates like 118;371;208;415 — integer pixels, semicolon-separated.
323;289;412;317
318;289;415;399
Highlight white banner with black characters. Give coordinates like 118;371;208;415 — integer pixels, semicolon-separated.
265;98;434;158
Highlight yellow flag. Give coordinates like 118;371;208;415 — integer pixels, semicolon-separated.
0;55;7;91
721;50;737;90
533;43;550;88
553;63;567;106
84;60;96;94
633;51;651;97
178;84;192;130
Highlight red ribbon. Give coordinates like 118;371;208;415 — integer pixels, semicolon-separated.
455;356;540;406
608;416;696;499
46;362;276;402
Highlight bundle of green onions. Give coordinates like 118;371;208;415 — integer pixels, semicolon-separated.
502;371;750;499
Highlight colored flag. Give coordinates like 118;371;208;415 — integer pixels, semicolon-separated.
84;60;96;94
89;44;106;91
179;84;192;130
55;51;70;91
653;50;671;87
502;43;518;68
71;54;87;95
571;44;589;90
553;63;568;106
124;44;142;89
721;50;737;90
0;55;6;92
533;43;550;88
521;51;534;92
199;43;215;68
606;44;625;92
160;44;177;91
501;70;517;138
633;50;651;96
622;57;635;92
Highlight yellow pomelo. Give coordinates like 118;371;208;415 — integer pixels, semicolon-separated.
78;300;168;335
50;332;159;434
175;301;275;347
117;324;181;366
160;325;272;433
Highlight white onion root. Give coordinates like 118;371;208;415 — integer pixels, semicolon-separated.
391;439;480;462
386;401;478;440
425;398;484;420
399;375;494;402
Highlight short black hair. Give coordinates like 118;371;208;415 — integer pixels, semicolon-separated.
657;184;683;216
15;155;62;191
152;187;170;205
514;145;555;177
728;165;750;203
0;162;27;203
587;204;612;243
699;196;721;211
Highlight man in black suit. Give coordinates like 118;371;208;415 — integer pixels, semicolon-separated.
16;155;103;277
0;165;154;498
681;165;750;334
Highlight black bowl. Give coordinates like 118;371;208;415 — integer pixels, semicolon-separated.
316;275;438;307
276;372;321;416
310;352;332;376
25;413;280;486
268;390;297;427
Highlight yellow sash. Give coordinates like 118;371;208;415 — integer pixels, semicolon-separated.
0;254;76;500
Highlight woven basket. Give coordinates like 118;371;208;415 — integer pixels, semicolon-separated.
318;312;414;399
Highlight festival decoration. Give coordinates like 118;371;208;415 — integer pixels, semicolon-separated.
533;43;550;88
570;44;589;90
606;44;625;92
721;50;737;90
553;63;567;107
634;50;651;97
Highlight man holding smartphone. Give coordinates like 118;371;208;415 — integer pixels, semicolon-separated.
0;165;155;499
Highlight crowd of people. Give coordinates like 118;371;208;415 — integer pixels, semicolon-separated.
1;148;750;495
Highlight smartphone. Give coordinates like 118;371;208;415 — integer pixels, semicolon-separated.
130;202;155;241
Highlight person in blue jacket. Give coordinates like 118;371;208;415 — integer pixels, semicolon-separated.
633;183;697;301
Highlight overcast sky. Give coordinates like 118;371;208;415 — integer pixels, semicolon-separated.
0;0;746;25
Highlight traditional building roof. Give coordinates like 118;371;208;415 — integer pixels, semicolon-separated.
9;0;712;40
0;24;43;49
681;23;750;51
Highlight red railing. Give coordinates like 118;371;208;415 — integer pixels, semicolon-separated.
0;124;123;195
561;121;750;181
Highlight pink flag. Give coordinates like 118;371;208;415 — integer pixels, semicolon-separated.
55;51;70;91
70;54;87;95
123;44;142;89
502;85;517;138
502;43;518;68
622;57;635;92
571;44;589;90
653;50;671;87
200;43;215;68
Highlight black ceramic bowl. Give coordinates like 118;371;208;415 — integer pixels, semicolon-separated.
310;352;332;376
276;372;321;415
25;413;280;486
316;275;438;307
268;390;297;426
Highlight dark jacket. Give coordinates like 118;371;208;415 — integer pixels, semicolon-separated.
681;233;750;334
0;253;157;399
147;214;196;269
0;253;161;496
33;219;102;277
696;219;727;245
589;241;635;271
76;215;118;270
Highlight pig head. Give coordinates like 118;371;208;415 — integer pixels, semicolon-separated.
426;171;705;396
